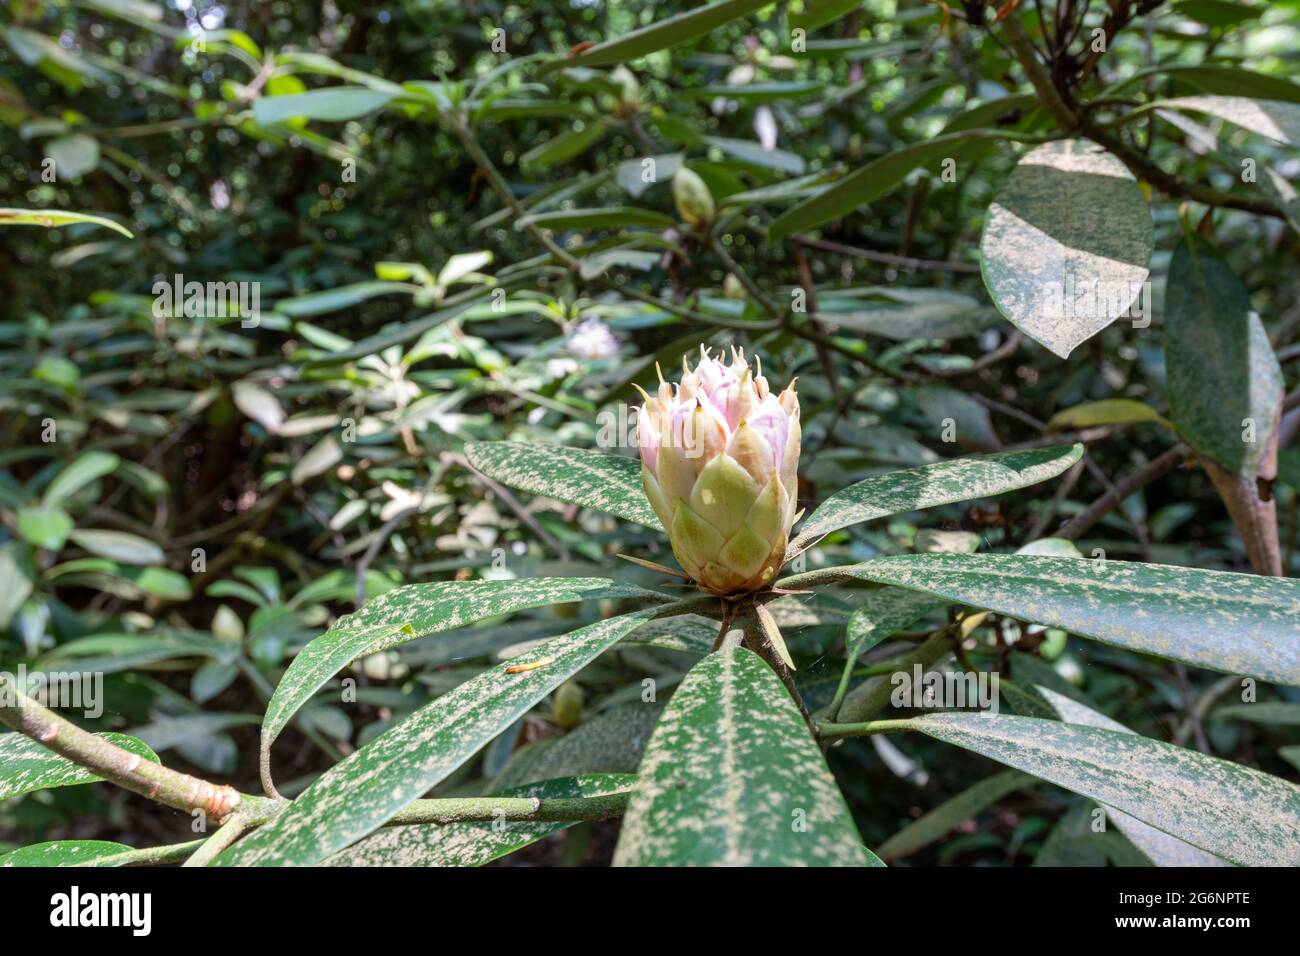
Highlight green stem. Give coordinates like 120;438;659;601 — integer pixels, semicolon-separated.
817;718;914;738
76;839;207;868
835;629;958;725
183;812;253;867
390;792;629;825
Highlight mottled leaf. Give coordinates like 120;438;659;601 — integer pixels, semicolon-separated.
1164;234;1283;475
0;732;158;800
792;444;1083;546
262;577;664;776
788;554;1300;686
465;441;662;529
847;588;944;658
493;703;662;789
0;840;133;867
893;712;1300;866
1154;96;1300;146
614;644;877;866
323;774;635;867
980;139;1153;358
1038;688;1231;866
222;607;661;866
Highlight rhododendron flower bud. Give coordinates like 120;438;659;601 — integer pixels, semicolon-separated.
672;166;716;229
636;348;801;595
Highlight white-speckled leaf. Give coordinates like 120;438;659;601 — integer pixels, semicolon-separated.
0;732;158;799
1154;96;1300;146
613;645;878;866
493;703;663;789
465;441;662;529
1036;688;1232;867
1164;234;1283;475
261;576;662;778
0;840;133;867
787;554;1300;686
897;712;1300;866
793;444;1082;546
220;607;660;866
621;613;717;654
322;774;636;867
980;140;1153;358
847;588;946;657
876;769;1033;860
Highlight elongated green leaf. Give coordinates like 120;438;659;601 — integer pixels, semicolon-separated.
518;207;676;231
792;444;1082;546
980;139;1153;358
1047;399;1170;432
1174;0;1263;28
0;732;158;800
302;295;484;366
941;93;1041;134
67;529;165;565
877;770;1033;860
1155;95;1300;145
1214;701;1300;725
683;81;822;103
816;288;995;341
222;608;660;866
0;208;132;238
614;644;877;866
770;131;982;241
275;281;403;317
253;87;393;125
323;774;635;866
261;577;663;773
0;543;34;631
520;121;608;167
705;135;806;174
465;441;662;529
1153;65;1300;104
549;0;774;71
43;450;120;506
791;554;1300;686
1164;234;1282;475
893;712;1300;866
0;840;133;867
1037;688;1231;866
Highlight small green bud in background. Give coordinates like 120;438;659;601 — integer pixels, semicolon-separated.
549;680;583;729
610;65;640;114
672;166;715;230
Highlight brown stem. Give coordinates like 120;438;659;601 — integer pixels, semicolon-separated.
1199;407;1283;576
0;676;244;823
1058;443;1190;540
